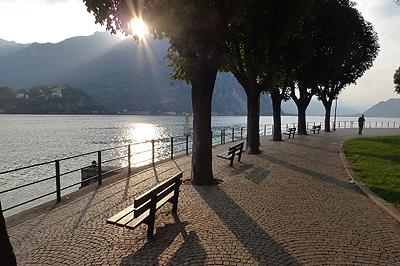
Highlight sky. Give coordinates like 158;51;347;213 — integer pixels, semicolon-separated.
0;0;399;110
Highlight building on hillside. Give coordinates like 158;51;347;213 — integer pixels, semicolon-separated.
52;86;67;98
15;93;29;99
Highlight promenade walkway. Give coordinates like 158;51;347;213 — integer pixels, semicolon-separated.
6;128;400;265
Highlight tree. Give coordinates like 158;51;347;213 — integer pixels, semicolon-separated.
260;1;313;141
0;202;17;266
84;0;241;185
394;67;400;94
288;3;321;135
221;1;268;153
309;0;379;132
290;82;316;135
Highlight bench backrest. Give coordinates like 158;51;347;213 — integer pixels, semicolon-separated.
134;172;182;218
228;142;244;154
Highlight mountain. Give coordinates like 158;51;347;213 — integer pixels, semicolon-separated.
0;85;112;114
0;39;30;57
363;98;400;118
282;98;361;116
0;33;272;115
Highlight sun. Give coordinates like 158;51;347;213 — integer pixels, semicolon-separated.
131;18;148;39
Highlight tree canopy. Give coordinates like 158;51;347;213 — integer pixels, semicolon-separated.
309;0;379;131
394;67;400;94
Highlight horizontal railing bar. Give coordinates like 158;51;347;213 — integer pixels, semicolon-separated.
58;151;97;162
59;168;81;177
0;175;55;194
60;182;81;192
0;160;55;175
3;190;56;212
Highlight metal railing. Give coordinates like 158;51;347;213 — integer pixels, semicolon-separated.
1;120;398;216
0;126;248;215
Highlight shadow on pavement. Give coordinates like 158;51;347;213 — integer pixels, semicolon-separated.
119;214;206;266
195;185;302;265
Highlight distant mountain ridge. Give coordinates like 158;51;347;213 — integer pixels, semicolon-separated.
2;32;398;117
0;39;30;57
0;32;272;115
363;98;400;118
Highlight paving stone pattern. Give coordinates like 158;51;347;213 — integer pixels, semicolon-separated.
7;128;400;265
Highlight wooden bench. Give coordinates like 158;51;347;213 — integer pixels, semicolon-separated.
107;172;182;237
310;125;321;134
283;127;296;138
217;141;244;167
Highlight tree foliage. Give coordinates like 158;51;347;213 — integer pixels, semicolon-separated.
222;0;313;143
394;67;400;94
309;0;379;131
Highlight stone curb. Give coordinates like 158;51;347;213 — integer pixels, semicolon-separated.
340;141;400;224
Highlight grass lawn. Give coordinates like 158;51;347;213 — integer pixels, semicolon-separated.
343;136;400;210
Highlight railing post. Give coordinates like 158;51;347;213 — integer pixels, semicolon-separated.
232;128;234;142
128;145;131;175
221;130;223;144
171;137;174;160
55;160;61;202
97;151;102;185
224;129;226;143
185;135;189;155
152;140;155;165
241;127;243;139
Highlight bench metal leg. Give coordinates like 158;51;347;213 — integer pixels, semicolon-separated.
147;192;157;237
172;178;181;214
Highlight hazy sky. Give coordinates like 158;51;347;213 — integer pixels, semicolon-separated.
0;0;399;109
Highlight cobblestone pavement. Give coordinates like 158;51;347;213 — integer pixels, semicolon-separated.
6;128;400;265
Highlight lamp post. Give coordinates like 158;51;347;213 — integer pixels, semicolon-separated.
333;98;338;131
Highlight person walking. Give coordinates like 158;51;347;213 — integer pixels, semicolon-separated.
358;115;365;134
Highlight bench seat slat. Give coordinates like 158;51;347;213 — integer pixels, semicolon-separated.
107;205;134;224
126;209;150;229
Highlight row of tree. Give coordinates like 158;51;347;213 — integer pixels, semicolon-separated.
83;0;379;185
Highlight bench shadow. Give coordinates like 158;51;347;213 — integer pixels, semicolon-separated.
230;164;270;184
194;185;302;265
119;214;206;266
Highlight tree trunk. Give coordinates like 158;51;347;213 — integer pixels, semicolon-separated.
297;103;308;135
322;100;333;132
271;91;282;141
246;92;260;154
190;53;221;186
0;202;17;266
